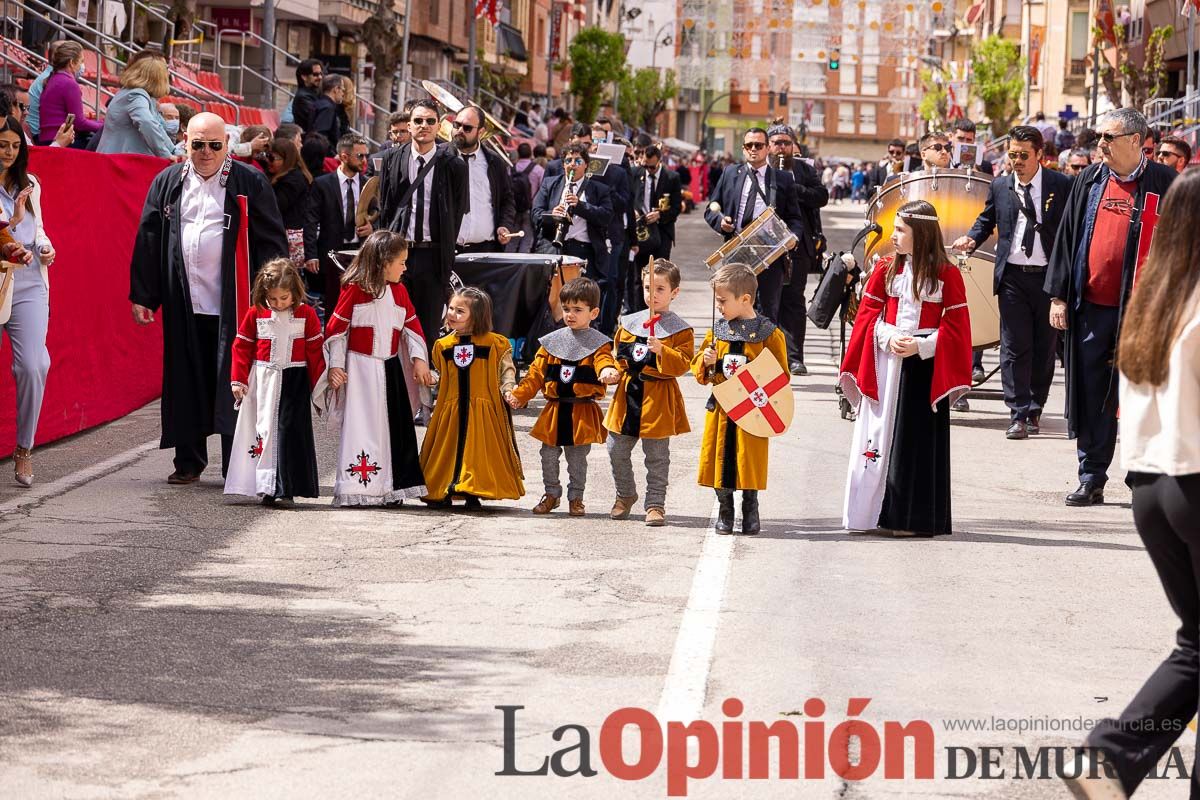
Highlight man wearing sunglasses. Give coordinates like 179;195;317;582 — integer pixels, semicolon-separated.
953;125;1072;441
1063;148;1092;176
452;104;515;255
703;126;806;323
378;98;469;352
130;111;289;485
913;131;953;172
531;142;613;289
1045;107;1177;506
1155;135;1191;174
304;134;372;316
866;137;913;195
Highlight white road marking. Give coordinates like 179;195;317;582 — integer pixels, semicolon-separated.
0;439;159;516
656;497;736;724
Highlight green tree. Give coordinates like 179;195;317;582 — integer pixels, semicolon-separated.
568;27;627;124
1095;23;1174;109
361;1;404;142
917;67;949;129
618;67;678;133
971;35;1025;133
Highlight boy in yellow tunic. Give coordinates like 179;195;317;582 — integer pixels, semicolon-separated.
420;287;524;508
692;264;790;535
508;277;619;516
605;260;694;527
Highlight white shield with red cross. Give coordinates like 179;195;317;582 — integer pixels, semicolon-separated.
632;343;650;362
453;344;475;368
559;365;576;383
721;354;747;379
711;350;794;438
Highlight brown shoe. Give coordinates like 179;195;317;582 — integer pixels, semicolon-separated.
610;494;638;519
13;447;32;488
167;470;201;485
532;494;560;514
645;508;666;526
569;499;585;516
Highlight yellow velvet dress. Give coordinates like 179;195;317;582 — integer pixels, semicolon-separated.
692;317;790;491
604;309;694;439
511;327;618;447
420;331;525;501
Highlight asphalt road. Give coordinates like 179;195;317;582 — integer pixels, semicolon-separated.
0;201;1187;799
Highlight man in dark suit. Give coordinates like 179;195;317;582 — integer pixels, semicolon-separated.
378;98;469;351
866;138;916;195
304;133;372;319
703;126;806;323
452;104;516;254
767;122;828;376
631;143;682;284
955;125;1073;441
532;142;613;286
545;123;629;332
310;75;348;156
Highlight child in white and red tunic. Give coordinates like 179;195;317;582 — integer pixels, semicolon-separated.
225;259;326;504
839;200;973;536
323;231;435;507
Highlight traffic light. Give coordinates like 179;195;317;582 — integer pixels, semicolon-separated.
828;50;840;70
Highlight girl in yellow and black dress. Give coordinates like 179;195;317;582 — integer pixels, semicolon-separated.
420;288;524;508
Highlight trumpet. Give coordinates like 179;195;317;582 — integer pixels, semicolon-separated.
423;80;513;166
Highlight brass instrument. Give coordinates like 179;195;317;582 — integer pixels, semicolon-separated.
422;80;513;166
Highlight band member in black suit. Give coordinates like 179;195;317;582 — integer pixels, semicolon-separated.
303;133;372;318
703;126;806;323
951;118;997;176
631;143;683;313
531;143;613;286
767;121;828;376
378;98;469;351
954;125;1073;440
866;138;918;195
452;104;516;254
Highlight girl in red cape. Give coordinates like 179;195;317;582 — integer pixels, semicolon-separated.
838;199;973;536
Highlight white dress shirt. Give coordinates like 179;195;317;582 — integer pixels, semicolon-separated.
180;167;227;315
1009;165;1047;266
734;164;769;229
643;165;662;212
457;149;495;245
337;166;362;242
560;175;589;242
405;144;437;241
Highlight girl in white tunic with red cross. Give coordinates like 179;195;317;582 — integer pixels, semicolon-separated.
323;231;434;506
838;200;973;536
225;260;326;504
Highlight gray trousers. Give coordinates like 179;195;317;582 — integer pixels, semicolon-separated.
540;443;590;500
607;432;671;511
3;267;50;450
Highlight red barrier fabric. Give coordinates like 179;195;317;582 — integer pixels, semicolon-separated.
0;147;168;454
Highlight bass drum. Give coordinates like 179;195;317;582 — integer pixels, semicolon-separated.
957;252;1001;349
864;168;992;262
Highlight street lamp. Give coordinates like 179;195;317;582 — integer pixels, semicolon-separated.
651;20;674;69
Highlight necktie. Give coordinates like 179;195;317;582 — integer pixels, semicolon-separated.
649;171;657;212
414;155;426;243
1020;183;1037;257
567;181;577;206
741;169;762;230
344;178;356;241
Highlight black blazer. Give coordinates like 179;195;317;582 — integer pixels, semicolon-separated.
462;146;517;238
378;141;469;281
531;173;613;258
546;156;630;241
632;165;682;243
702;162;805;244
304;170;366;273
272;168;311;230
311;96;347;155
866;157;920;194
965;167;1073;295
790;159;829;262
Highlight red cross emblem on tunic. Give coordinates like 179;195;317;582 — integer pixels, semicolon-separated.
559;365;576;383
631;343;650;362
453;344;475;368
248;435;264;459
347;450;381;486
862;439;880;466
1133;192;1162;285
722;354;747;379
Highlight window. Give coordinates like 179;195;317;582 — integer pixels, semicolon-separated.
859;103;877;135
838;102;856;133
431;2;439;24
809;100;825;132
537;17;545;56
861;63;878;95
839;64;857;95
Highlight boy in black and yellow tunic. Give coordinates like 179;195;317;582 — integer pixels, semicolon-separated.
605;260;694;526
692;264;789;535
508;278;619;516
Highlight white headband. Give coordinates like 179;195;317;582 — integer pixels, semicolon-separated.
900;212;939;221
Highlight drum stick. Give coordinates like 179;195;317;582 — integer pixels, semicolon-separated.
508;230;525;238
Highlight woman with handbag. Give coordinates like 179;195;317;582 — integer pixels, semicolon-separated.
0;115;54;486
264;137;313;270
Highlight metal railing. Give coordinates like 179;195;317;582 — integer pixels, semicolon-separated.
128;0;215;68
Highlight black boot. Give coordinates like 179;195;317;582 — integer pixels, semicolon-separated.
741;491;760;535
715;490;734;534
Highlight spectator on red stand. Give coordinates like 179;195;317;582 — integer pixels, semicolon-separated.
265;137;313;270
97;55;175;158
36;41;103;146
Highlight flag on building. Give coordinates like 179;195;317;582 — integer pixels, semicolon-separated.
474;0;499;27
1097;0;1117;45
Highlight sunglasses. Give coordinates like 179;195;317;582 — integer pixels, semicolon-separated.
1157;149;1182;159
743;141;766;150
563;157;585;165
1007;151;1034;161
190;139;224;151
452;121;477;133
924;143;949;152
411;116;438;127
16;102;27;112
1099;131;1137;143
888;149;905;156
1142;146;1155;155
